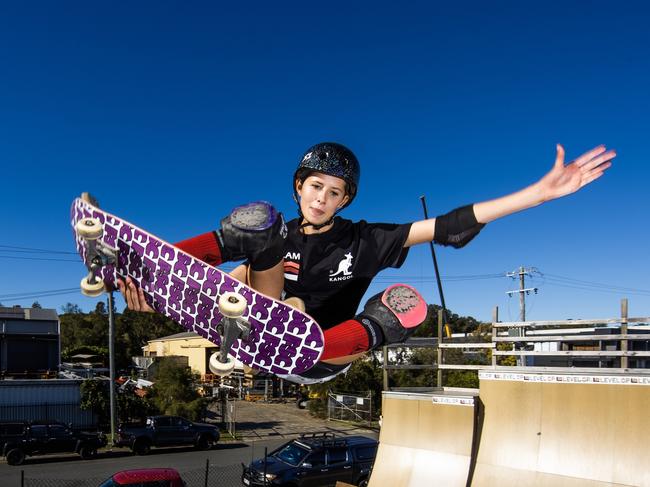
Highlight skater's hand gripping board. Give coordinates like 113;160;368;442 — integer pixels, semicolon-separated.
71;195;324;376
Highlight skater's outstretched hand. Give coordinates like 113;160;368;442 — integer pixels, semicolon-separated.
116;277;154;313
471;143;616;224
537;144;615;202
405;143;615;248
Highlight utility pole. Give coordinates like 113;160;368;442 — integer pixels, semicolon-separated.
506;267;538;366
506;266;538;322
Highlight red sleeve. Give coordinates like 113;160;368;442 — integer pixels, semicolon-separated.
175;231;223;266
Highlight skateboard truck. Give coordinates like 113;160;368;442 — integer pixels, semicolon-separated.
75;216;117;297
209;292;250;377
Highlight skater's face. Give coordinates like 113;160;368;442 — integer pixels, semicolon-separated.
296;173;349;230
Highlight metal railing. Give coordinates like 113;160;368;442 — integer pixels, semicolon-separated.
382;298;650;389
490;298;650;373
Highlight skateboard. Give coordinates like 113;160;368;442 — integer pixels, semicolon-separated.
70;194;324;378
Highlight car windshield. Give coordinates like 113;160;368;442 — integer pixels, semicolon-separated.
273;442;310;466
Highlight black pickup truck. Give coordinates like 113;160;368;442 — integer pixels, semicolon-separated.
115;415;220;455
0;421;107;466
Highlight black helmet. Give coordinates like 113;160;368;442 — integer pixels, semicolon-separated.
294;142;361;209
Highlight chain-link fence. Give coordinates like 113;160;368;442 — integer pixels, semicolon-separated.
17;462;242;487
224;398;236;439
327;392;372;427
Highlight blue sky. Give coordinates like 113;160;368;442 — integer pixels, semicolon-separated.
1;1;648;323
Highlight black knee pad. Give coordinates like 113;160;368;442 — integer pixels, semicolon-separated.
218;201;287;271
357;285;428;345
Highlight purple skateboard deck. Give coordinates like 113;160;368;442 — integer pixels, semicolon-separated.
70;196;324;376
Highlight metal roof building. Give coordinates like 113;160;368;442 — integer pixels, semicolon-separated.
0;306;60;378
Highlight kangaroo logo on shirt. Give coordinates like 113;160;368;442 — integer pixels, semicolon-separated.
329;252;354;282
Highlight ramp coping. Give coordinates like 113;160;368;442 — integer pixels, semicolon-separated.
480;369;650;385
382;390;478;406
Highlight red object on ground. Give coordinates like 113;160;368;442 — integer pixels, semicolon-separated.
111;468;185;486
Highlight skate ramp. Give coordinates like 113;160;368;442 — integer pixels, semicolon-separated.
368;390;478;487
472;371;650;487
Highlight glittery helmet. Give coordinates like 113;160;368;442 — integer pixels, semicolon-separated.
293;142;361;209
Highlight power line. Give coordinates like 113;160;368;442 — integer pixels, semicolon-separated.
0;255;80;262
540;279;650;297
0;244;77;255
0;290;81;302
0;288;80;299
374;272;505;283
541;272;650;294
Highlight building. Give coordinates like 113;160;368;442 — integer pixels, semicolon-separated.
139;332;291;398
0;306;60;378
529;326;650;368
141;332;219;377
0;379;97;427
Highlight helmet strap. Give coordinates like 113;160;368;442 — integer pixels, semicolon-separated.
297;209;335;234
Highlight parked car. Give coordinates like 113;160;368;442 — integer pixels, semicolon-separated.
99;468;186;486
0;422;27;452
241;432;377;487
115;415;220;455
0;421;107;466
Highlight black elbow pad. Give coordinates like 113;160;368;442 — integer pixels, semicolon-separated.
434;204;485;248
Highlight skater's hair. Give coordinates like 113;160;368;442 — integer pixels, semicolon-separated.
294;168;353;198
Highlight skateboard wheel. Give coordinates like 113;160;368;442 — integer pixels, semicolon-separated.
218;292;247;318
209;353;236;376
76;218;103;240
80;276;105;297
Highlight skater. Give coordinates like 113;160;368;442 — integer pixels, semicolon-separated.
119;141;615;383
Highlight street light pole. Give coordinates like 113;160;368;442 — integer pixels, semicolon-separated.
108;291;117;446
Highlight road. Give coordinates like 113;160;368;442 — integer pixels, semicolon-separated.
0;400;378;486
0;439;286;486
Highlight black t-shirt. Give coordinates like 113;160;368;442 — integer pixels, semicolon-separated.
283;217;412;329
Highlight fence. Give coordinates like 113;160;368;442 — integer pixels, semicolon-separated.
490;298;650;372
224;398;237;438
327;392;373;426
17;461;243;487
382;298;650;389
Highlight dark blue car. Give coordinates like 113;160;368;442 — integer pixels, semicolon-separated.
242;433;377;487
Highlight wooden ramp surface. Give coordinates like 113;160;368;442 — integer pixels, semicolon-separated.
472;371;650;487
368;390;477;487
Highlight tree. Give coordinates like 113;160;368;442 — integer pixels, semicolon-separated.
115;311;181;371
59;303;182;372
94;301;107;315
444;370;479;388
60;307;110;355
31;301;42;309
80;379;110;427
117;383;156;423
80;378;155;427
390;347;437;389
146;359;209;421
61;303;82;314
